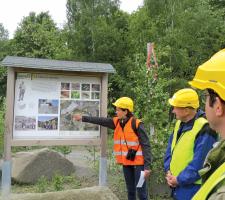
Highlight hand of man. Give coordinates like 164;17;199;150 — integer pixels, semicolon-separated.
73;114;82;121
144;169;151;179
166;171;178;188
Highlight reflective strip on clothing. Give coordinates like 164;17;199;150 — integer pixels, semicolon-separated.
114;151;143;156
114;140;121;144
114;140;139;146
114;151;122;156
127;141;139;146
135;151;143;156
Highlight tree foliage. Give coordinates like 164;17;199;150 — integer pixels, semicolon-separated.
123;0;225;178
66;0;128;63
0;23;10;101
0;23;10;61
66;0;132;104
11;12;71;59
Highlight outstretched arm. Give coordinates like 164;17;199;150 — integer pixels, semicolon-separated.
73;114;115;129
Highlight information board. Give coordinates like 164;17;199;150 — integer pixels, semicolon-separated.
13;73;101;139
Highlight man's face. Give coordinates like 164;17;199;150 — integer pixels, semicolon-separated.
205;91;220;131
172;107;189;122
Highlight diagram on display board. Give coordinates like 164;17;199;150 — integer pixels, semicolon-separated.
13;73;101;139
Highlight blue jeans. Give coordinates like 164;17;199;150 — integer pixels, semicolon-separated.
123;165;148;200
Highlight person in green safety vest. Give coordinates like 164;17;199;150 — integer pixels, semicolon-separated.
189;49;225;200
164;88;217;200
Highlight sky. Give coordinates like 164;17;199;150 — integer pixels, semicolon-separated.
0;0;143;39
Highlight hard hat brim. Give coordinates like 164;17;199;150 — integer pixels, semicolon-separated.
189;80;205;90
189;80;225;101
112;102;134;112
168;98;198;108
168;98;175;106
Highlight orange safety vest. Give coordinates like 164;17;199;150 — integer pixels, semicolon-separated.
113;117;144;165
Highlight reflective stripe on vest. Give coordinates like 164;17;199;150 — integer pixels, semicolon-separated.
113;116;144;165
114;151;143;156
114;139;140;146
192;162;225;200
170;117;208;185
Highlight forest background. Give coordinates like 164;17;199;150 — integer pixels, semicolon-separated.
0;0;225;198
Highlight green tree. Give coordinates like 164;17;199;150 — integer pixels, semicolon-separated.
66;0;123;62
132;0;225;93
209;0;225;15
0;23;8;40
66;0;133;103
118;0;225;184
11;12;71;59
0;23;10;60
0;23;10;101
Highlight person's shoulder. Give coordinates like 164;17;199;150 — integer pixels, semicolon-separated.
198;122;217;139
132;117;143;129
201;123;215;133
196;109;206;118
133;117;142;123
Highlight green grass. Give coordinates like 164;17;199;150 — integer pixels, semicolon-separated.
12;174;82;194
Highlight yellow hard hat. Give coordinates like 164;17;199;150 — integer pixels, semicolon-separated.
168;88;199;109
189;49;225;101
112;97;134;112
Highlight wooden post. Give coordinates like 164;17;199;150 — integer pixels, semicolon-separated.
99;73;108;186
2;67;15;199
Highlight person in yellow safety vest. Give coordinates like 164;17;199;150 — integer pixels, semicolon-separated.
73;97;152;200
164;88;217;200
189;48;225;200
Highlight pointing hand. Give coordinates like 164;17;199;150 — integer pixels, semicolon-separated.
73;114;82;121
